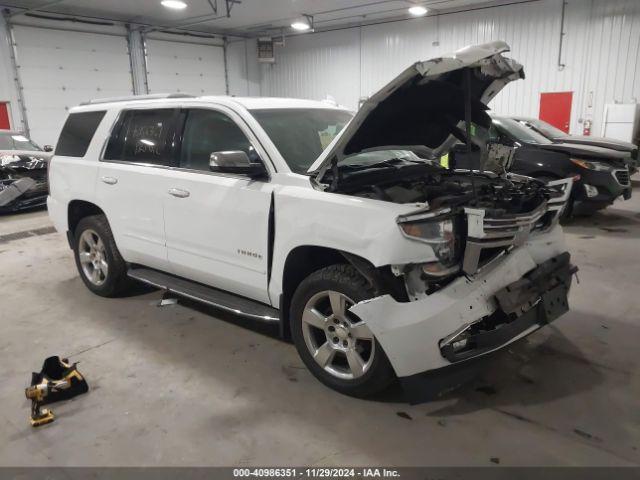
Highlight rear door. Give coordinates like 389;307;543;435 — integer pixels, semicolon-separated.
0;103;10;130
163;106;273;304
539;92;573;134
96;108;178;271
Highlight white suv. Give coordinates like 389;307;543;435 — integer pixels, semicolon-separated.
48;41;576;399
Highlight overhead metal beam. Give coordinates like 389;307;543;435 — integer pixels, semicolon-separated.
225;0;241;17
8;0;67;18
2;3;245;38
146;13;226;33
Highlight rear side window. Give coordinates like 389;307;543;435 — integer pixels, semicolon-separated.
104;109;175;165
55;111;106;157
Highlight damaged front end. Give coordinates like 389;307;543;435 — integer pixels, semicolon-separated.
342;164;577;403
392;172;573;299
306;41;579;401
0;154;49;213
356;173;576;402
350;227;577;403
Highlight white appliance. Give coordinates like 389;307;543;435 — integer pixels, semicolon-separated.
601;103;639;143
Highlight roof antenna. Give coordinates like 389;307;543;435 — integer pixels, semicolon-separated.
464;68;477;199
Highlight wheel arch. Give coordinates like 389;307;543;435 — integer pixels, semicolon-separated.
278;245;405;339
68;200;105;237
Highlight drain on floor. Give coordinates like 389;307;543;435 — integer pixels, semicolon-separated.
0;226;56;244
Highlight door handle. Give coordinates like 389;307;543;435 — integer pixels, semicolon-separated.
101;176;118;185
168;188;190;198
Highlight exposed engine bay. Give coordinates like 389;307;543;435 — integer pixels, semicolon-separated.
323;158;572;301
329;161;559;215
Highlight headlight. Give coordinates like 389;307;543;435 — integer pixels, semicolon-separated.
397;212;461;266
570;158;613;171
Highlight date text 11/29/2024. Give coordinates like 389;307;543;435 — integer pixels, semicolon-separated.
233;468;401;478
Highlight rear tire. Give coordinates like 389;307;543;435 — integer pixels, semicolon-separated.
290;264;395;397
73;214;130;297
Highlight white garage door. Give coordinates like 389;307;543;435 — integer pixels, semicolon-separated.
13;26;133;146
145;39;226;96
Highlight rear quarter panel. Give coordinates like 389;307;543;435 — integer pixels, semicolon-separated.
48;109;118;231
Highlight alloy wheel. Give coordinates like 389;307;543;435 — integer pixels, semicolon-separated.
78;229;109;286
301;290;375;380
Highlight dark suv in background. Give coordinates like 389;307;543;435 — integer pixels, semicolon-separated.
452;116;632;217
511;116;638;173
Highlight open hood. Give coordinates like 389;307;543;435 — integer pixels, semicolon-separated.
308;41;524;180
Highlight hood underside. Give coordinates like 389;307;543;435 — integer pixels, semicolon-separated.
308;40;524;180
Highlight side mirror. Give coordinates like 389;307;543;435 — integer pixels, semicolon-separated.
209;151;267;179
43;145;54;152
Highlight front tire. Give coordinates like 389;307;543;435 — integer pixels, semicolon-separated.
73;214;130;297
290;264;395;397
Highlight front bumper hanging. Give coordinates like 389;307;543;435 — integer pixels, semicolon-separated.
439;252;577;363
399;252;577;403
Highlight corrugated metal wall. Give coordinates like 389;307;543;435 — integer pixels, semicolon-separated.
227;38;261;97
230;0;640;136
260;28;361;109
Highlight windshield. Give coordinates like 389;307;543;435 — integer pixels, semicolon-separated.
0;133;40;151
521;118;568;139
493;118;553;145
250;108;353;174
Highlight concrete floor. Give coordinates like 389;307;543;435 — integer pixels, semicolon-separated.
1;188;639;467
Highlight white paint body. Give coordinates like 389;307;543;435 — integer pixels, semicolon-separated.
351;226;567;377
48;96;570;379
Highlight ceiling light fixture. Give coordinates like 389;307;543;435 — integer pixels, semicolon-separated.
161;0;188;10
291;14;312;31
408;5;428;16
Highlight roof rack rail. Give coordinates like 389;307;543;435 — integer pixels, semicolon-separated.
79;93;195;106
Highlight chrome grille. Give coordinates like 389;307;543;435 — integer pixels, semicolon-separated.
462;177;573;275
613;168;630;186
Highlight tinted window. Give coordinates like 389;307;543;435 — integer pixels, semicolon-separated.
105;109;175;165
55;111;106;157
250;108;352;174
179;109;256;171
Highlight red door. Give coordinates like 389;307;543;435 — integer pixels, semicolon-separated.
0;103;10;130
539;92;572;133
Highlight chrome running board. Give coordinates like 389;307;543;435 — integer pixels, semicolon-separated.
127;267;280;323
